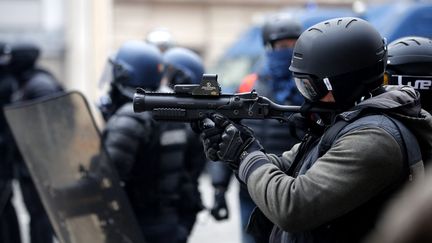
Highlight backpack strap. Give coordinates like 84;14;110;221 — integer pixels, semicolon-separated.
384;115;424;181
317;112;424;181
318;119;350;157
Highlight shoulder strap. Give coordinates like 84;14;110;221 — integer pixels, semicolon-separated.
318;120;350;157
318;112;424;180
384;115;424;181
286;133;320;176
317;110;382;157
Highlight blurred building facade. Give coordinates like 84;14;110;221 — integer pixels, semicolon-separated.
0;0;365;102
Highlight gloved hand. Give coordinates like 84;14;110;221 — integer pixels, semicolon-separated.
201;113;264;169
210;187;229;221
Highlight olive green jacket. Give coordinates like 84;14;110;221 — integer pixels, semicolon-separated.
238;86;432;240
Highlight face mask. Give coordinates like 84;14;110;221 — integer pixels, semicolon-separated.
267;48;294;81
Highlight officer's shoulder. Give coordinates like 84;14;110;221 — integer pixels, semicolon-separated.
337;113;404;141
26;68;62;89
115;102;153;122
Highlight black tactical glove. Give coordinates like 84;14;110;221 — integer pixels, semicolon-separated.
201;113;264;170
210;187;229;221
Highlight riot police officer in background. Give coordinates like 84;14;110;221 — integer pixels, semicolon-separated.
0;42;21;243
162;46;206;242
197;18;432;243
101;41;203;243
9;43;63;243
385;36;432;112
209;14;304;243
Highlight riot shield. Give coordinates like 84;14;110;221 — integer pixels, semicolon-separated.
4;91;146;243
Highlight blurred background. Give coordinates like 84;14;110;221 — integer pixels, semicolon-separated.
1;0;431;242
4;0;431;101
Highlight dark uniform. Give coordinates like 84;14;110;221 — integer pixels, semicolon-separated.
9;43;63;243
162;47;207;241
0;63;21;243
100;41;204;243
103;104;202;242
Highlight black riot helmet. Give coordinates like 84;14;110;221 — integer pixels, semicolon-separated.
386;36;432;111
8;43;40;75
100;41;163;98
98;41;163;119
262;14;302;49
289;17;387;107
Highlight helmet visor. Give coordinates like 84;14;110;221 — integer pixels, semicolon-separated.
98;57;115;91
98;57;131;92
294;75;322;102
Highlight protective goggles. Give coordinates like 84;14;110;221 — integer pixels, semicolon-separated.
384;73;432;91
294;74;333;102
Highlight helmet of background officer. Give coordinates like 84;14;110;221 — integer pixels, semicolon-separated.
162;47;204;88
145;28;174;53
7;43;40;75
386;36;432;112
261;14;302;82
289;17;387;109
100;40;163;100
262;14;302;50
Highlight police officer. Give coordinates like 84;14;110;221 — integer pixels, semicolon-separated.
162;47;207;242
209;14;304;243
9;43;63;243
101;41;197;243
239;13;304;107
0;42;21;243
197;17;432;243
385;36;432;112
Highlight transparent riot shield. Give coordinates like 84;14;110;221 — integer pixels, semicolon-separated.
4;91;146;243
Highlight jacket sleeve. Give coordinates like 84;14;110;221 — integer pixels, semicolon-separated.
240;127;405;232
102;106;154;180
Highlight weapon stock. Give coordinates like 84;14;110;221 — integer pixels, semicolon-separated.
133;74;323;122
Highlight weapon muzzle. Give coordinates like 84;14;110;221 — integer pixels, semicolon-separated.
133;88;146;112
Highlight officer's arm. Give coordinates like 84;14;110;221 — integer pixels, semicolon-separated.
241;127;404;232
102;112;153;179
184;128;207;181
